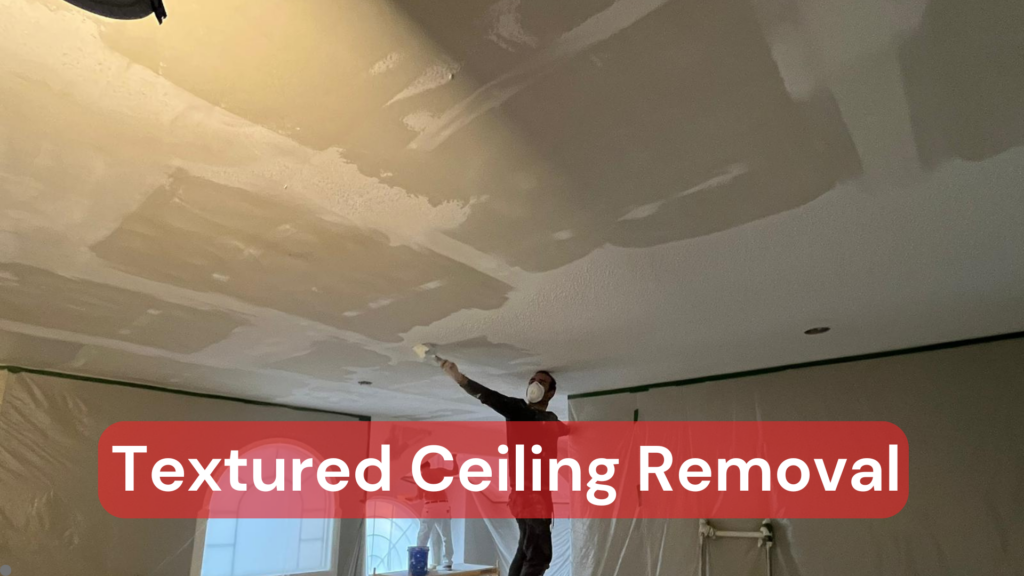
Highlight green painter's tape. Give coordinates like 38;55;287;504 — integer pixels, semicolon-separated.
0;364;371;420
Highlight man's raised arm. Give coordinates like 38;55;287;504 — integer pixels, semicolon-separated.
441;359;531;420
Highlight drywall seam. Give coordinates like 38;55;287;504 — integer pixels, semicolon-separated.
0;364;371;419
567;329;1024;400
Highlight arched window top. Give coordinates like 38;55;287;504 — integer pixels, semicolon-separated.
365;498;420;575
205;441;335;518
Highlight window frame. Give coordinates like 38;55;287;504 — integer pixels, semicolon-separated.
187;442;342;576
189;517;342;576
364;497;421;575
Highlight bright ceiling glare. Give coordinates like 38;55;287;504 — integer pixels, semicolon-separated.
64;0;168;24
804;326;831;335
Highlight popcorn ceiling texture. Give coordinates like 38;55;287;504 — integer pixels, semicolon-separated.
1;0;1023;419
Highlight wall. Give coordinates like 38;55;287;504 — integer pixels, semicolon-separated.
0;369;366;576
568;337;1024;575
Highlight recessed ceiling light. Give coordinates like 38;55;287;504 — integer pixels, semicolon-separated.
358;380;372;386
804;326;831;335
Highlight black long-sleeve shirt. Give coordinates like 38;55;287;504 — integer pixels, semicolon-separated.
461;378;568;518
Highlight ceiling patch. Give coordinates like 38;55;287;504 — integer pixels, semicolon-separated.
486;0;538;51
356;360;450;391
0;263;245;354
268;339;389;382
386;60;461;106
443;0;862;272
402;111;439;133
90;171;512;342
0;329;85;369
899;0;1024;168
406;0;671;152
441;335;538;369
370;52;404;76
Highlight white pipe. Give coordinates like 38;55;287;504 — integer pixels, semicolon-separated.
699;519;774;576
714;530;764;538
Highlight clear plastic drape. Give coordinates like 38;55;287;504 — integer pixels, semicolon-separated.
567;338;1024;575
0;370;365;576
469;500;571;576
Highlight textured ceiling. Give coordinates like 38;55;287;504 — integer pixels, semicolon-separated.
1;0;1023;420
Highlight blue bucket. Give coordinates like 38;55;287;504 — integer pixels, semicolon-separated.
408;545;429;576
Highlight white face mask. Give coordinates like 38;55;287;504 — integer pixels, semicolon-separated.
526;382;546;404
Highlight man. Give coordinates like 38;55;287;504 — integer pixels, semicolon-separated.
440;360;568;576
403;458;458;571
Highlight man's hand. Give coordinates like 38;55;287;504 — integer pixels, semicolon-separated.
440;359;469;386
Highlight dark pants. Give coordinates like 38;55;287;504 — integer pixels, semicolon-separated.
508;518;553;576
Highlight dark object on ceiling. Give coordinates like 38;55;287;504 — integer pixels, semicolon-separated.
63;0;167;24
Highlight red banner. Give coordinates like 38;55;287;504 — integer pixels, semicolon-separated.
98;421;907;519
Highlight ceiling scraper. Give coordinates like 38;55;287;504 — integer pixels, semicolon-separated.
413;343;445;365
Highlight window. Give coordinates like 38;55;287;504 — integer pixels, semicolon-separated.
191;444;339;576
365;499;419;574
200;518;335;576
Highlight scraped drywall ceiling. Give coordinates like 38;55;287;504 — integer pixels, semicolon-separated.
1;0;1023;419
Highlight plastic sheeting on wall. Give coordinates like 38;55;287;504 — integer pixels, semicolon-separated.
568;337;1024;576
472;509;571;576
0;369;366;576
